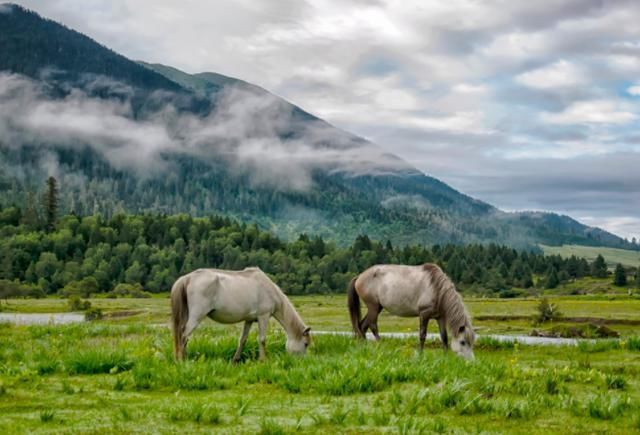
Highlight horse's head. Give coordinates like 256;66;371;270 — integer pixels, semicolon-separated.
451;324;475;360
286;327;311;355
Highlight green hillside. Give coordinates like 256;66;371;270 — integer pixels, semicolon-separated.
541;244;640;268
0;3;636;250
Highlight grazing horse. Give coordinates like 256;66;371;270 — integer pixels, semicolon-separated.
347;263;475;360
171;267;311;361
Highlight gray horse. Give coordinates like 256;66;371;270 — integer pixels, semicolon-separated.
171;267;310;361
348;263;475;359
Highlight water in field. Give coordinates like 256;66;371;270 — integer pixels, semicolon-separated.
0;313;85;325
314;331;587;346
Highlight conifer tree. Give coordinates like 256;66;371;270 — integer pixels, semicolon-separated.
591;254;608;278
613;263;627;287
43;177;59;232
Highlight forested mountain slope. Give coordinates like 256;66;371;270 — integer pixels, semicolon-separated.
0;3;634;250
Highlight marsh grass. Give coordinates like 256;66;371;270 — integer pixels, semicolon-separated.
258;418;287;435
39;409;55;423
166;401;221;425
1;318;640;433
606;374;627;390
66;349;133;375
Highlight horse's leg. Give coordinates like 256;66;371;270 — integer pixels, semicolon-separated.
359;310;371;339
180;306;209;360
418;305;436;352
437;317;449;352
233;321;253;363
257;315;269;361
180;317;200;360
367;303;383;341
419;313;429;352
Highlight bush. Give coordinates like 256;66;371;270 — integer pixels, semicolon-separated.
107;283;152;298
68;296;91;311
0;280;45;300
59;277;99;298
534;297;562;323
85;307;103;321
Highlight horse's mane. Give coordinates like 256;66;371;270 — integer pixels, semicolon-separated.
423;264;471;335
261;273;307;339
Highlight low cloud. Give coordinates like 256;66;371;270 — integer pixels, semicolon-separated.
0;72;410;191
541;99;637;125
6;0;640;237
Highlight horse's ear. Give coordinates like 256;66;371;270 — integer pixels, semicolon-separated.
303;327;311;335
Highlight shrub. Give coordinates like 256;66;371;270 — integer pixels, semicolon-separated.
68;296;91;311
534;297;562;323
85;307;103;321
58;277;99;298
108;283;152;298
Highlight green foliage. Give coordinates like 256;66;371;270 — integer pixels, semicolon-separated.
39;410;55;423
84;307;103;321
65;349;132;374
613;263;627;287
591;254;608;278
166;402;221;425
0;208;628;297
108;283;151;298
44;176;58;232
67;296;91;311
0;279;44;300
534;297;562;324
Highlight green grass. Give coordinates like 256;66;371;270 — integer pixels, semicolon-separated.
3;291;640;338
1;296;640;433
540;244;640;268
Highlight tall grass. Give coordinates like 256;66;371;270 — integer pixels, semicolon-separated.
2;321;640;432
65;349;133;375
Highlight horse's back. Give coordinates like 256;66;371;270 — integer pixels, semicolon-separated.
356;264;436;317
184;268;280;324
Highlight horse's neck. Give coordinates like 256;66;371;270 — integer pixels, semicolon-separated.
272;288;305;339
439;286;468;332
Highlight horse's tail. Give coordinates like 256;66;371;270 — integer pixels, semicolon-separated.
171;276;189;361
347;276;363;338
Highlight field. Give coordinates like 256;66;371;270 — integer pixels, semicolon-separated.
540;244;640;268
1;295;640;434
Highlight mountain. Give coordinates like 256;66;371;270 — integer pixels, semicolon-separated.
0;3;634;250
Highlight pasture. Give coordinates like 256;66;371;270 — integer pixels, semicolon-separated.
540;244;640;268
1;295;640;433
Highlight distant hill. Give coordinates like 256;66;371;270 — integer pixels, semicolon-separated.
0;3;636;250
541;244;640;268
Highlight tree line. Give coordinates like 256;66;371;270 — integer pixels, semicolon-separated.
1;202;638;300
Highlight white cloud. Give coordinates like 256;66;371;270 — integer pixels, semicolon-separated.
578;216;640;241
6;0;640;235
627;85;640;96
515;60;586;89
541;99;636;125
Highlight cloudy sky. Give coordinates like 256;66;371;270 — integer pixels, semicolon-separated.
13;0;640;240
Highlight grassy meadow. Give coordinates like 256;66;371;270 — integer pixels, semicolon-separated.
540;244;640;268
1;294;640;433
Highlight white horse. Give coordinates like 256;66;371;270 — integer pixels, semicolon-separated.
171;267;310;361
348;263;476;360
